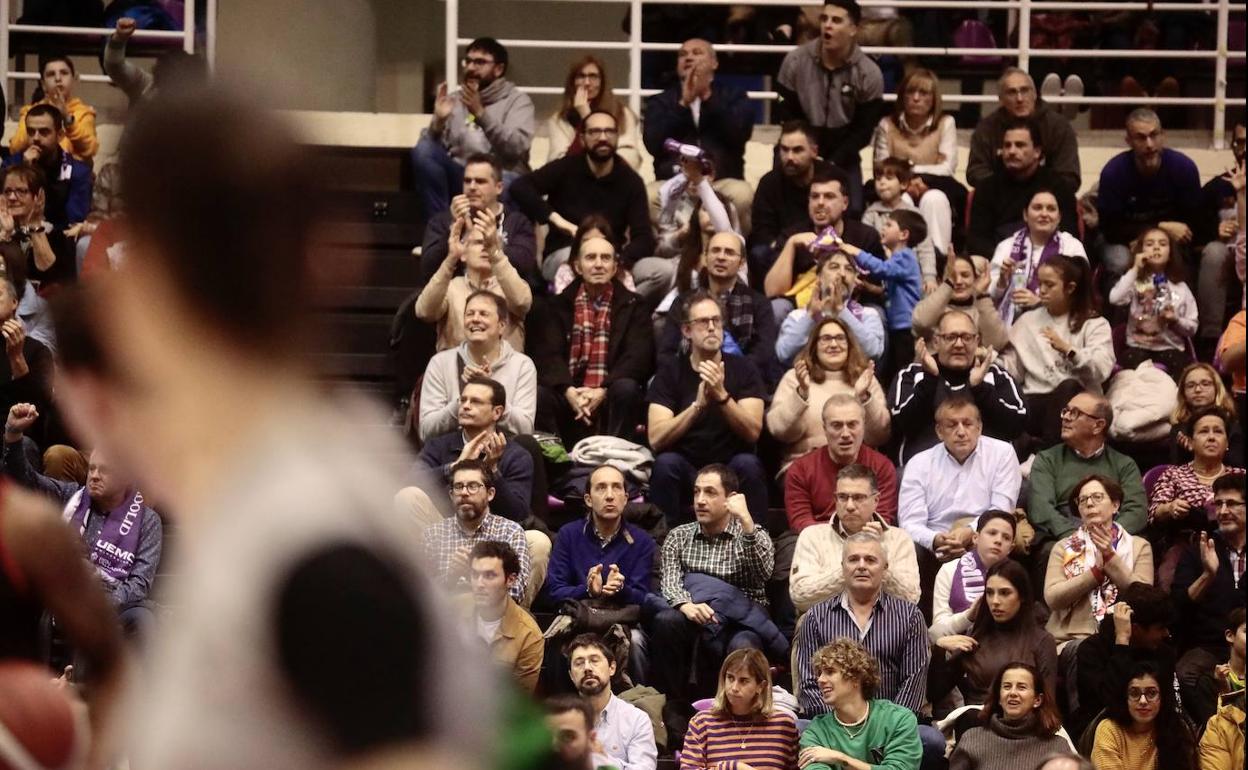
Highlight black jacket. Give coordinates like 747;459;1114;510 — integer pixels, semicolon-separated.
966;166;1079;259
888;361;1027;464
748;159;839;253
528;278;655;391
643;82;755;181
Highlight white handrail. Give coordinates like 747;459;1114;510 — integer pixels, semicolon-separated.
448;0;1243;149
0;1;213;97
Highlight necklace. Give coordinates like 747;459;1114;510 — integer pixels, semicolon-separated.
731;715;757;750
1192;462;1225;484
834;703;871;740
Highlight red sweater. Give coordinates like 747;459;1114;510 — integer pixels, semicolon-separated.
784;445;898;530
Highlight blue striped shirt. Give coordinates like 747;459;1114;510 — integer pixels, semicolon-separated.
794;590;930;716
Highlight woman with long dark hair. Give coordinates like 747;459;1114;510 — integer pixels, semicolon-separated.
948;662;1069;770
1002;253;1115;450
1091;660;1196;770
543;55;641;168
931;560;1059;713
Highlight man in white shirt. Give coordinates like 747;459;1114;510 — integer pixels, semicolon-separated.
898;394;1021;614
566;634;657;770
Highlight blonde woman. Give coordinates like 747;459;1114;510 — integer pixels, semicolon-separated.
680;648;798;770
1170;363;1243;466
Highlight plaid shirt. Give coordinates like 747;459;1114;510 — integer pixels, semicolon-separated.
660;518;774;607
422;512;530;603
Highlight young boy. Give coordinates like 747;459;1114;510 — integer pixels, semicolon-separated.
863;157;939;293
839;209;926;383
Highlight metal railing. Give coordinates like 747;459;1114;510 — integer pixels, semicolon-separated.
0;0;216;93
446;0;1245;149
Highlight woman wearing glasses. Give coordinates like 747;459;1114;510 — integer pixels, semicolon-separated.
544;56;641;169
1001;254;1115;452
767;314;889;475
1044;474;1154;647
1091;661;1196;770
1169;363;1243;467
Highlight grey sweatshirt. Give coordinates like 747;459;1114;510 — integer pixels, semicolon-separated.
424;78;535;173
418;340;537;441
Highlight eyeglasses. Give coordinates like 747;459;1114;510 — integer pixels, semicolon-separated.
687;316;722;330
574;72;602;81
1128;688;1161;703
835;492;877;505
451;481;486;493
937;332;978;345
817;333;848;347
1003;86;1035;98
1214;499;1247;511
583;127;618;138
1183;379;1215;391
1060;405;1100;421
2;187;30;197
462;56;495;67
1077;492;1108;507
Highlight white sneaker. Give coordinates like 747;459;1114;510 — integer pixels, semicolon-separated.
1062;74;1084;121
1040;72;1062;101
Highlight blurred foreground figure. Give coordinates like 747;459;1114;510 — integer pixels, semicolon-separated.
52;86;493;770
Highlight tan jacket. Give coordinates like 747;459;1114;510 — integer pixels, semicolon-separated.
1199;698;1245;770
1043;534;1153;644
766;369;890;475
789;514;921;613
464;597;544;693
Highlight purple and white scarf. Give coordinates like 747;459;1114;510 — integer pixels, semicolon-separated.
948;550;987;613
64;487;146;585
998;228;1061;325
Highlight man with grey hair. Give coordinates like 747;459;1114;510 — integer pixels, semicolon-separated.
1096;107;1202;279
966;67;1081;191
793;531;942;767
1026;390;1147;547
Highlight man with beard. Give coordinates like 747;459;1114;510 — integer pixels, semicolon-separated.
543;694;619;770
422;459;543;607
762;165;883;315
658;231;778;385
411;37;535;219
510;110;654;283
464;540;542;693
565;633;657;770
3;401;163;638
1;104;91;231
748;122;838;280
1172;474;1248;722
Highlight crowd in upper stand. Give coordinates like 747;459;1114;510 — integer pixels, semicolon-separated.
0;4;1243;770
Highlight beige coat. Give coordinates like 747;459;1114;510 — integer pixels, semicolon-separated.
414;258;532;353
789;514;921;613
1043;534;1153;644
766;369;890;476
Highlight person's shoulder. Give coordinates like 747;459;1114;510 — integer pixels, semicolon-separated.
1162;147;1199;170
506;597;543;634
870;697;918;725
790;444;828;473
979;434;1018;454
667;521;698;540
859;444;896;470
487;513;526;536
851;46;884;80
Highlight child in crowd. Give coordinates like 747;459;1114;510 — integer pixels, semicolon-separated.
839;209;926;383
863;157;940;293
1108;225;1198;378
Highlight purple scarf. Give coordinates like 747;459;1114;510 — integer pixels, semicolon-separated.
998;228;1061;325
948;550;987;613
64;488;146;585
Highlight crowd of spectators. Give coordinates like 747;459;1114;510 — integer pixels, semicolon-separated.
0;4;1244;770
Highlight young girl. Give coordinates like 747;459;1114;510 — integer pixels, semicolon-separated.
1109;227;1198;378
1003;254;1115;449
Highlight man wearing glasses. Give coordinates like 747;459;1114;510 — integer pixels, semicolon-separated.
1172;474;1247;720
646;291;767;528
422;458;546;607
889;308;1026;465
411;37;535;220
511;109;654;283
1027;391;1147;555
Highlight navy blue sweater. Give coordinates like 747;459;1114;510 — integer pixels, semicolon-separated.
541;518;657;607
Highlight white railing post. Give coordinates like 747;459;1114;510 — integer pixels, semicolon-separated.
446;0;459;91
1212;0;1229;150
184;0;196;54
629;0;642;118
1017;0;1031;72
207;0;218;73
0;0;9;108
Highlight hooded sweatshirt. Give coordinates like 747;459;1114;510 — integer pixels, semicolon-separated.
418;340;537;442
424;78;535;173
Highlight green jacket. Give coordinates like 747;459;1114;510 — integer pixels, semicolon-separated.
1027;443;1147;542
799;699;922;770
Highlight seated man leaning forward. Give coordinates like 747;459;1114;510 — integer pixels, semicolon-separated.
463;539;543;693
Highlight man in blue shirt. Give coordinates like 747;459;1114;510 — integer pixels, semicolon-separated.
1097;108;1201;280
2;104;91;230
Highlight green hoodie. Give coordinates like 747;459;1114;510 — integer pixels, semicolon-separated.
799;699;922;770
